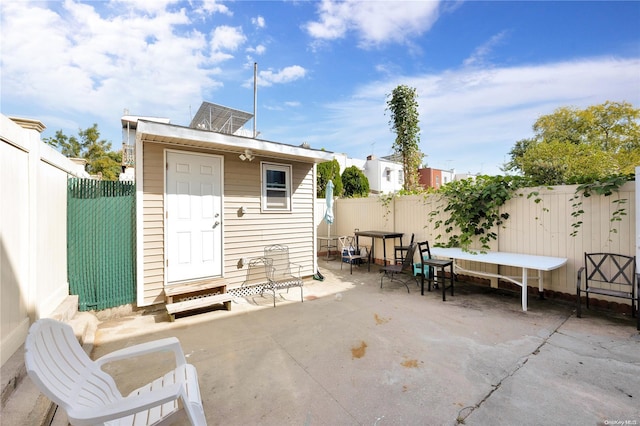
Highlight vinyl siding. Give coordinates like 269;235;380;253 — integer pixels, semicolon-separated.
141;142;165;305
141;141;316;306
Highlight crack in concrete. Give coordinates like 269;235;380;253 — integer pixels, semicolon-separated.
456;313;573;424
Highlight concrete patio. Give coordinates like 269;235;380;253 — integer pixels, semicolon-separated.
81;258;640;426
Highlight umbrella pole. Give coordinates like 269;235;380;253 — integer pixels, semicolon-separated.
327;224;332;259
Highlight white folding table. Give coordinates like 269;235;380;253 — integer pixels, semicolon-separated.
429;247;568;311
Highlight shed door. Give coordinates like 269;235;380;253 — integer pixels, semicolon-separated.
166;151;222;283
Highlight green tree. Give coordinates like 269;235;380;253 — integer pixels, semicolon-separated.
506;101;639;184
317;159;343;198
44;129;83;157
44;124;122;180
386;85;423;191
341;166;369;198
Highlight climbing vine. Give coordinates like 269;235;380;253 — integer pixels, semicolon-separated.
428;175;531;252
379;192;394;222
569;175;631;237
379;188;425;223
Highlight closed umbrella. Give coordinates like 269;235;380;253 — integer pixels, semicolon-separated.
323;180;334;239
315;180;334;280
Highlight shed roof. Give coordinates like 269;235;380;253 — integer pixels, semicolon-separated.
136;120;334;164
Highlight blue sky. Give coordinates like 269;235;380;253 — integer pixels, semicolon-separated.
1;1;639;175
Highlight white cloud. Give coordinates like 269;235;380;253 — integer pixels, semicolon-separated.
463;31;509;68
192;0;232;16
253;65;307;87
252;15;266;28
308;57;640;174
247;44;267;55
0;1;221;128
305;0;440;47
112;0;183;15
210;25;246;53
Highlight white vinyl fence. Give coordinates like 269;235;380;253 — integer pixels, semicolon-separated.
1;115;81;367
319;181;636;303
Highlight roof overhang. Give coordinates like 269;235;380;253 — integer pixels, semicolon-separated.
121;115;171;129
136;120;334;164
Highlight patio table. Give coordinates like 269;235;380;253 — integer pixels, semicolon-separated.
355;230;404;271
317;236;339;260
429;247;568;311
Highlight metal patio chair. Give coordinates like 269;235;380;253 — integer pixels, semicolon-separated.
264;244;304;305
241;256;276;306
577;253;638;330
380;242;418;293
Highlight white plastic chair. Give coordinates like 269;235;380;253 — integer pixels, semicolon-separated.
24;318;207;426
338;236;370;274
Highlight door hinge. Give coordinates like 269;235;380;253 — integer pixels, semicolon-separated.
166;162;169;170
166;259;168;267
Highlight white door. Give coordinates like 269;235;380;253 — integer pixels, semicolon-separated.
166;151;222;283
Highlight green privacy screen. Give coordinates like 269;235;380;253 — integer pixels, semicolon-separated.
67;178;136;311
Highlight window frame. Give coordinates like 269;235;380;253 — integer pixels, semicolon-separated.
261;162;292;212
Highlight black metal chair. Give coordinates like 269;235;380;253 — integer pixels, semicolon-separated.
380;242;417;293
394;233;415;264
577;253;638;330
417;241;455;301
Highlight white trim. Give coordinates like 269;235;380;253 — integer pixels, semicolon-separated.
136;120;334;163
135;132;145;306
260;161;292;212
313;163;318;275
164;149;225;287
0;318;29;366
637;165;640;273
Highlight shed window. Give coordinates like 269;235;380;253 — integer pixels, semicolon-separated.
262;162;291;211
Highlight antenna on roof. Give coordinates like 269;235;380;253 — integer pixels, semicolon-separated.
253;62;258;138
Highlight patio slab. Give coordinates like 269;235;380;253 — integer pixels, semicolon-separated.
90;259;640;426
